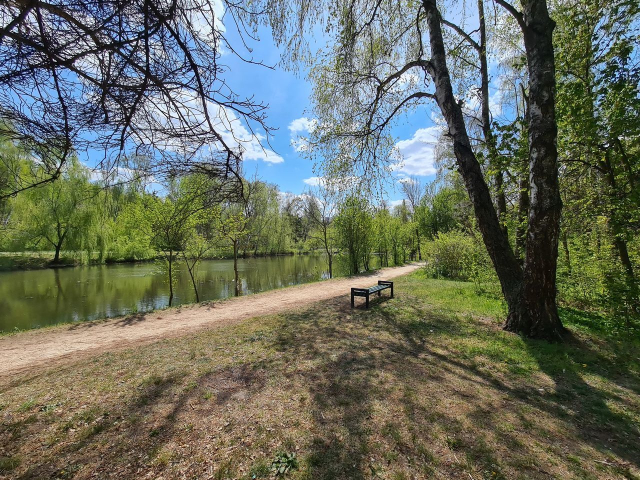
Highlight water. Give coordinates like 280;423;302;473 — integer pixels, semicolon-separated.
0;255;347;332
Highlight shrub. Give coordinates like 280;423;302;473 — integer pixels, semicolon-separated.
423;231;495;286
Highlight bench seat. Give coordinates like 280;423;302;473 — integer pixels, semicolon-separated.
351;281;394;308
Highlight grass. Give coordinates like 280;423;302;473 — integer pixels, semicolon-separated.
0;272;638;479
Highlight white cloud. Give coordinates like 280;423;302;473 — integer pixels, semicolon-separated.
291;137;310;153
183;0;225;35
393;127;441;176
489;87;504;117
288;117;316;134
303;176;323;186
397;175;417;185
289;117;318;153
302;175;361;193
389;199;405;209
143;89;284;164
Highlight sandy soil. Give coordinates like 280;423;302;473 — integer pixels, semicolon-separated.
0;264;421;378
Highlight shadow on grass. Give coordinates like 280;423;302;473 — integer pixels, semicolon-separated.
10;361;269;480
274;293;640;478
3;281;639;479
378;299;640;477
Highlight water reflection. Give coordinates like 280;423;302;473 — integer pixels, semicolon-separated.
0;255;374;331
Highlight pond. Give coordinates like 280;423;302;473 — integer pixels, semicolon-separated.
0;255;362;332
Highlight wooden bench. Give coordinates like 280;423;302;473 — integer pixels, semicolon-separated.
351;281;393;308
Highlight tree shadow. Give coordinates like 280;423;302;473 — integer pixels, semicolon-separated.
272;306;376;479
4;289;639;479
11;361;269;480
66;312;151;330
374;302;640;475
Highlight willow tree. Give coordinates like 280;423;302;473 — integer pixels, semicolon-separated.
277;0;564;340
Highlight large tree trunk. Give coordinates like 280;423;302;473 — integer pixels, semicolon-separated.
503;0;564;340
53;241;63;263
515;157;530;262
52;225;67;264
423;0;564;340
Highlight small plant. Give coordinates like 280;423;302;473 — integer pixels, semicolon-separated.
0;456;21;472
39;402;60;413
17;398;36;412
270;451;298;477
247;461;270;479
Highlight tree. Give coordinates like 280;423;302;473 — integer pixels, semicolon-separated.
147;175;216;306
335;196;373;274
0;0;271;198
554;0;640;314
304;181;339;278
281;0;565;340
217;180;258;296
11;157;94;263
401;177;425;260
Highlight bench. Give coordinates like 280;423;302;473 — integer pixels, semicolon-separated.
351;281;394;308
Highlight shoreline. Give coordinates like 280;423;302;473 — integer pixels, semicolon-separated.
0;250;304;272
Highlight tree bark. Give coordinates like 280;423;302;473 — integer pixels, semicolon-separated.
323;226;333;278
515;159;530;262
503;0;564;340
51;224;67;264
186;260;200;303
422;0;523;309
53;241;63;263
168;249;174;306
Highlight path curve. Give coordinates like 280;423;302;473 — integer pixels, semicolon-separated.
0;264;421;378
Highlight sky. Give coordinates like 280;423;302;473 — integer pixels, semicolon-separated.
214;23;442;206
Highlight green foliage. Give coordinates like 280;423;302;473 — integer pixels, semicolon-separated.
418;186;466;240
0;456;21;473
270;452;298;477
423;231;495;288
334;196;374;274
7;157;95;262
553;0;640;324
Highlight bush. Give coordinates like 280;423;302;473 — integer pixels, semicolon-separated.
423;231;496;286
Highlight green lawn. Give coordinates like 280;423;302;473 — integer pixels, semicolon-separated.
0;272;638;479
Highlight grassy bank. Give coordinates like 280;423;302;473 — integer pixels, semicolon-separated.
0;273;638;479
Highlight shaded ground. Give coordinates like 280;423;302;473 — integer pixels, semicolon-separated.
0;273;638;479
0;264;419;377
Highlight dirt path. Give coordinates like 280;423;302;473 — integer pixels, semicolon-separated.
0;264;421;378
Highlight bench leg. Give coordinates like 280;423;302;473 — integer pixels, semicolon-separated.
366;292;369;309
351;292;354;308
391;284;394;298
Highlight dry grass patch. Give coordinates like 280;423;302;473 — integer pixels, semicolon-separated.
0;274;639;479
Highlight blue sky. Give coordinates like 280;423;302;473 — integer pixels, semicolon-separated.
218;24;442;205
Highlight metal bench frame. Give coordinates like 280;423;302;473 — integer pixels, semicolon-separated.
351;280;394;308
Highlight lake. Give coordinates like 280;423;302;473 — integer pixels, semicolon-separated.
0;255;357;332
